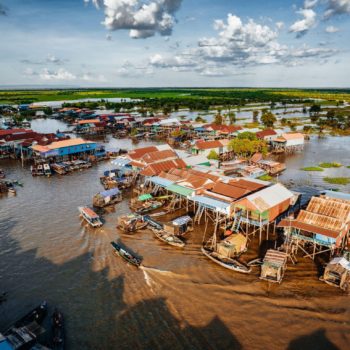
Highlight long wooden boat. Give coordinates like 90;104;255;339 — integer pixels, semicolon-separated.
134;200;164;214
151;228;185;248
52;308;65;350
110;241;141;267
201;246;251;274
78;207;103;227
116;214;148;234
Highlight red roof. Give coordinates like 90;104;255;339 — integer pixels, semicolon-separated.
140;159;187;177
256;129;277;138
128;146;158;160
209;182;251;200
141;149;177;164
195;140;223;150
205;124;242;133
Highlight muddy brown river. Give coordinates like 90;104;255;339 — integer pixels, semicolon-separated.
0;125;349;349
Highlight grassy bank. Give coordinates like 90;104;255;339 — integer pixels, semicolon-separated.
323;177;350;185
1;87;350;104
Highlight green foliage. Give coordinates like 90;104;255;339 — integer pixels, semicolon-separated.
130;128;138;136
323;177;350;185
261;110;276;127
228;112;236;125
213;112;223;125
258;174;273;181
195;116;207;123
237;131;257;141
319;162;342;168
252;110;259;123
207;150;219;160
228;138;267;157
300;166;324;171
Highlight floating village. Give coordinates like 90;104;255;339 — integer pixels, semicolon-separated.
1;97;350;349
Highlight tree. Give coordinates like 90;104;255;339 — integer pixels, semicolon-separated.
309;104;321;122
207;150;219;160
253;110;259;123
237;131;257;141
214;112;223;125
195;116;207;123
261;110;276;127
228;138;267;157
228;112;236;125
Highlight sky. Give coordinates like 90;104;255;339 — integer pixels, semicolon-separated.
0;0;349;88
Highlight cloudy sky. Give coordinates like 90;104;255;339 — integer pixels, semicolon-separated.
0;0;349;87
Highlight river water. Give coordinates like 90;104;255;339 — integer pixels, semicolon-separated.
0;121;349;349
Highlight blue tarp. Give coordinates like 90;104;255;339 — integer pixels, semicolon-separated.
172;215;192;226
99;188;120;197
149;176;174;188
192;195;230;211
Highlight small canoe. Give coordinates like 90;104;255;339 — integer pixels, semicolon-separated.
152;228;185;248
201;247;251;274
78;206;103;228
111;241;141;267
52;309;65;350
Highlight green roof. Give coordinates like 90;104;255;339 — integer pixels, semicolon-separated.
166;184;194;197
138;193;153;201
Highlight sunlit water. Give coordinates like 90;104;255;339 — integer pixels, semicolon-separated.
0;121;349;349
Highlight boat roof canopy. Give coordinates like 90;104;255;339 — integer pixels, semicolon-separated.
99;188;120;197
138;193;153;201
172;215;192;226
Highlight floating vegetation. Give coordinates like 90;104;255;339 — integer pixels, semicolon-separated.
258;174;273;181
300;166;324;171
319;162;342;168
323;177;350;185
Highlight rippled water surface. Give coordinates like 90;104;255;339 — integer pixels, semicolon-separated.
0;123;349;349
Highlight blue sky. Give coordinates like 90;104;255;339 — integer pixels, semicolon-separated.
0;0;349;87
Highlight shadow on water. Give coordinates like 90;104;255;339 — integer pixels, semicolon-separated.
287;328;339;350
0;231;241;350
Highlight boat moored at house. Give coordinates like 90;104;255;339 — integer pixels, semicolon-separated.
93;188;122;208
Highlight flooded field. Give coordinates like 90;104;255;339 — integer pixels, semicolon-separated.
0;123;349;349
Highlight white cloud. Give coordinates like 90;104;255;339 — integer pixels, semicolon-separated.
117;60;154;77
141;13;339;77
289;8;317;37
304;0;318;9
276;21;284;30
324;0;350;19
39;68;76;81
87;0;182;39
325;25;340;32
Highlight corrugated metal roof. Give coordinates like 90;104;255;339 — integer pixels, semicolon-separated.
241;183;293;212
195;140;223;150
282;133;304;140
47;138;94;149
192;195;230;211
149;176;174;187
111;158;131;167
140;159;187;176
166;184;194;197
210;182;250;200
172;215;192;225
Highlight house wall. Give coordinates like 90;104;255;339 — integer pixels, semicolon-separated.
268;198;291;221
285;138;304;147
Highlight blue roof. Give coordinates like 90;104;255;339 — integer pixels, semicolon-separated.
192;195;230;211
99;188;120;197
149;176;174;187
0;340;14;350
323;190;350;202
